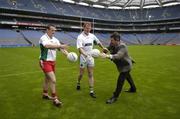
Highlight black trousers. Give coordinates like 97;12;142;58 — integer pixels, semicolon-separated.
113;71;136;98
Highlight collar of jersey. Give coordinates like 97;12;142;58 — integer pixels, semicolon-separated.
45;33;53;40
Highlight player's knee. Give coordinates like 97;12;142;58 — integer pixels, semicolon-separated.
50;79;56;84
52;80;56;84
88;73;93;78
78;74;83;79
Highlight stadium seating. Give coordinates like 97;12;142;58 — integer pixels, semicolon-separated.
0;0;180;47
0;28;180;47
0;29;30;47
21;30;44;45
121;33;180;45
0;0;180;21
55;31;76;46
95;33;110;46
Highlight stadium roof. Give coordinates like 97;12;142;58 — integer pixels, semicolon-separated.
62;0;180;9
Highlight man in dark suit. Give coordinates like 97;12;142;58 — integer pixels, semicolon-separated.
101;32;136;104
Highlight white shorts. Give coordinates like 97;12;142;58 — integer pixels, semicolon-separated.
79;55;94;68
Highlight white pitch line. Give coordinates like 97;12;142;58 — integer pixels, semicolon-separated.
0;61;35;68
0;70;41;78
0;66;77;78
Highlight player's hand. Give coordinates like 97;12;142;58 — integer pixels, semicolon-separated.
102;48;109;54
59;44;69;50
100;53;111;59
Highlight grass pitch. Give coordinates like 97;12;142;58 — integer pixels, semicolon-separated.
0;45;180;119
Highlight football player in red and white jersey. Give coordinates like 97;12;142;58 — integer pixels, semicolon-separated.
39;24;68;106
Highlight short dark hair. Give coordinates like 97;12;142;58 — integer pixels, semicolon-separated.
110;32;121;41
46;24;56;30
83;22;91;28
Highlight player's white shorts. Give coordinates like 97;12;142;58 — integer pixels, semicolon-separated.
79;55;94;68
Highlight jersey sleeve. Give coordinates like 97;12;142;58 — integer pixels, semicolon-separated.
77;36;83;49
93;35;100;44
40;36;49;46
111;45;127;60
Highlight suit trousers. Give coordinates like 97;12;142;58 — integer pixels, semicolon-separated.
113;71;136;98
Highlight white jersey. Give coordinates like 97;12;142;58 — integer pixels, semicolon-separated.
39;33;60;61
76;32;100;54
77;32;100;68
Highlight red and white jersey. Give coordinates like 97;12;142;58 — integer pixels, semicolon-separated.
39;33;60;61
76;32;100;54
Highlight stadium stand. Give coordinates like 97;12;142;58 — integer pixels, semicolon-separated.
0;0;180;47
166;36;180;45
0;28;180;47
121;34;140;45
95;33;110;46
21;30;44;45
121;33;180;45
0;29;31;47
55;31;77;46
0;0;180;21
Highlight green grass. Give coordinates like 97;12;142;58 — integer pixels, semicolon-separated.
0;45;180;119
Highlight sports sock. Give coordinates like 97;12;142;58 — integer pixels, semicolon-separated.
43;90;48;95
89;86;94;93
77;82;80;86
51;93;57;98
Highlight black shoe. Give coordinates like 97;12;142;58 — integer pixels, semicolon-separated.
106;96;117;104
125;88;136;93
42;95;52;100
132;60;136;64
76;84;80;90
89;92;96;98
